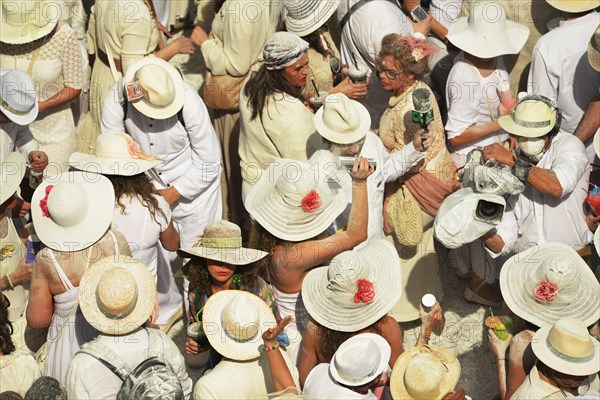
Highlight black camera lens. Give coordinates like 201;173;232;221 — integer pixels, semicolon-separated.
475;200;504;222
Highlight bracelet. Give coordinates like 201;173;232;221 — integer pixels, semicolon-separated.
419;333;431;341
259;342;280;353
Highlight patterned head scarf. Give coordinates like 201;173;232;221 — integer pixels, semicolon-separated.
263;32;309;71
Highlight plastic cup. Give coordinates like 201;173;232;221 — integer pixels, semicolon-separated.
492;316;513;341
348;62;369;84
497;81;515;110
310;92;328;110
187;323;202;342
421;294;436;313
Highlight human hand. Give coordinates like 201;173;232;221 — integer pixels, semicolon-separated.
413;128;432;152
335;77;368;99
154;18;172;38
29;151;48;172
185;336;201;355
157;186;181;205
487;328;512;360
262;316;292;346
586;212;600;232
412;14;432;36
171;37;196;55
419;301;443;336
191;26;209;47
11;197;31;218
482;143;514;168
11;257;33;286
442;387;466;400
350;157;375;182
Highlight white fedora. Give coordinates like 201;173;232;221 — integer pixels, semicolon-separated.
283;0;340;37
0;152;26;205
0;0;59;44
589;25;600;73
0;68;38;126
545;0;600;13
498;98;558;138
330;333;391;387
315;93;371;145
446;1;529;59
123;58;185;120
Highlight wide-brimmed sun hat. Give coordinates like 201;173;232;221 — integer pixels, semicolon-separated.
69;132;161;176
0;0;59;44
123;58;185;120
532;318;600;376
245;158;346;242
500;242;600;328
498;97;558;138
589;25;600;72
79;256;157;335
283;0;340;37
0;68;39;125
447;1;529;59
31;172;115;251
545;0;600;13
315;93;371;145
0;152;26;205
390;345;461;400
202;290;276;361
330;333;391;387
178;220;268;265
301;239;402;332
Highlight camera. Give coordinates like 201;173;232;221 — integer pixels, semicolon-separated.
338;156;377;171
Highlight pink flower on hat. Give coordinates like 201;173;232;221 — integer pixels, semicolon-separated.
534;280;559;302
127;138;143;158
301;190;321;212
39;185;54;218
354;279;375;304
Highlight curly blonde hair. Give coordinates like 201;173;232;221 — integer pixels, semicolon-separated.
378;33;436;81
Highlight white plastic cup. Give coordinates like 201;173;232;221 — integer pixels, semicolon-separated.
421;294;436;313
348;62;369;84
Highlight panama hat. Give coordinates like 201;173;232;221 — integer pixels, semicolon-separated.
330;333;391;387
178;220;268;265
245;157;346;242
283;0;340;37
315;93;371;145
0;0;59;44
500;242;600;328
79;256;157;335
301;239;402;332
202;290;276;361
532;318;600;376
31;172;115;251
390;345;461;400
0;68;38;125
446;1;529;59
589;25;600;72
123;58;185;120
498;97;558;138
0;152;26;205
69;132;161;176
545;0;600;13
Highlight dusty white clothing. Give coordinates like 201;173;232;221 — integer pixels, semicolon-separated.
430;0;464;29
0;347;41;396
512;365;600;399
0;122;38;163
0;215;27;323
304;363;377;399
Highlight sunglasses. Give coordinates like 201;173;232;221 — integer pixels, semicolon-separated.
375;62;403;80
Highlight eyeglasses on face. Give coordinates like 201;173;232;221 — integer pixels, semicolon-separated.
375;62;402;80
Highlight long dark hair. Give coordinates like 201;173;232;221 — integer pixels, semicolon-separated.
316;316;386;362
301;26;329;58
0;295;15;355
106;174;166;223
186;256;260;298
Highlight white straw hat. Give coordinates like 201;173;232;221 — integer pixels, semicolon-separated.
69;132;162;176
545;0;600;12
178;220;268;265
390;345;461;400
301;239;402;332
330;333;391;387
315;93;371;145
123;58;185;120
500;242;600;328
202;290;276;361
498;98;558;138
245;158;347;242
283;0;340;37
532;318;600;376
0;68;39;126
31;172;115;251
78;256;157;335
0;0;59;44
446;1;529;59
589;25;600;72
594;228;600;256
594;129;600;159
0;152;26;205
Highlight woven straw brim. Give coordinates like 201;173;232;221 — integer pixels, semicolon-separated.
301;240;402;332
78;256;157;335
314;98;371;144
69;152;161;176
284;0;341;37
500;243;600;328
178;246;268;265
590;39;600;72
202;290;276;361
498;115;554;138
545;0;600;12
0;152;26;204
329;333;391;386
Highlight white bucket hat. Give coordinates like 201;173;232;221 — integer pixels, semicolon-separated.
315;93;371;145
532;318;600;376
123;58;185;120
390;345;461;400
447;1;529;59
0;68;38;126
301;239;402;332
498;97;558;138
79;256;157;335
31;172;115;251
283;0;340;37
0;152;26;205
589;25;600;72
500;242;600;328
330;333;391;387
245;158;347;242
545;0;600;13
69;132;162;176
202;290;276;361
0;0;59;44
178;220;268;265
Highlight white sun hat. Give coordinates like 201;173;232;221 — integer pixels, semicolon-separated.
31;172;115;251
446;1;529;59
594;129;600;158
0;152;26;205
301;239;402;332
545;0;600;13
315;93;371;145
0;0;59;44
283;0;340;37
498;97;559;138
123;58;186;120
202;290;276;361
589;25;600;72
0;68;39;126
330;333;391;387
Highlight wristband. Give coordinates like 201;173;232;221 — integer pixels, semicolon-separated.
259;342;280;353
513;156;532;183
2;275;14;290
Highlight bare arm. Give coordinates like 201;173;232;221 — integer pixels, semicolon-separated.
38;87;81;113
488;328;512;400
505;331;535;400
263;316;298;392
159;221;180;252
380;316;404;368
416;302;444;346
449;120;503;148
298;321;319;387
481;231;506;254
154;37;196;61
26;252;55;329
574;93;600;145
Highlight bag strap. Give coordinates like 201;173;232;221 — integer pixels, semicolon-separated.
146;328;163;359
78;339;132;381
340;0;401;30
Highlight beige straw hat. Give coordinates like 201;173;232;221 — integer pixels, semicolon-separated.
330;333;391;386
78;256;157;335
178;220;268;265
500;242;600;328
390;345;461;400
545;0;600;13
315;93;371;145
202;290;276;361
498;98;558;138
0;152;26;205
0;0;59;44
589;25;600;72
283;0;340;37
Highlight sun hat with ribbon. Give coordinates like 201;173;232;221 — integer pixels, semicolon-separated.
245;157;347;242
446;1;529;59
123;58;185;120
263;31;309;71
390;345;461;400
283;0;340;37
589;25;600;72
545;0;600;13
69;132;161;176
500;242;600;328
31;171;115;252
202;290;276;361
0;0;59;44
301;239;402;332
0;152;26;205
78;255;157;335
178;220;268;265
315;93;371;145
531;318;600;376
498;97;559;138
0;68;38;126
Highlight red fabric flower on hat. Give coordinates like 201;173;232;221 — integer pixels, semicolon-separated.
39;185;54;218
534;280;559;302
354;279;375;304
301;190;321;212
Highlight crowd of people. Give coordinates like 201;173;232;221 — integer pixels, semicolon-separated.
1;0;599;398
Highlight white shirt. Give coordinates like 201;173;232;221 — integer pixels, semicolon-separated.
512;365;600;399
304;364;377;399
1;122;38;162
